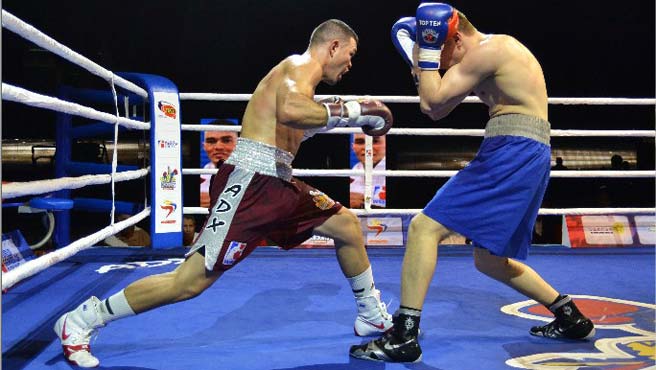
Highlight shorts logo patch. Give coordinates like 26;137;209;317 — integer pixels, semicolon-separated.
309;190;336;210
222;241;247;266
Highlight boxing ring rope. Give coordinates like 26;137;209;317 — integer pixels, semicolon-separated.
181;93;655;106
1;84;150;131
179;118;655;217
185;168;654;179
1;9;147;99
182;206;654;217
1;10;155;290
2;208;151;290
2;169;150;199
182;125;654;138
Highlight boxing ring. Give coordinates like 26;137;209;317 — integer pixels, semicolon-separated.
2;9;655;370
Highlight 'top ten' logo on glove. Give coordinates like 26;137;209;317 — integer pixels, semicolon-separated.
416;2;459;70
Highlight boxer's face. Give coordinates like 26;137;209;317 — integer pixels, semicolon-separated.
325;37;357;85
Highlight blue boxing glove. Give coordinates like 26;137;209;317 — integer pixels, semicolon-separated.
391;17;417;70
391;17;418;85
416;2;459;70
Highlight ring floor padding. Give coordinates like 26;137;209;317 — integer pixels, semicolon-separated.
3;246;654;369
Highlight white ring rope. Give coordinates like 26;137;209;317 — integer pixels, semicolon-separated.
1;208;151;290
180;95;653;217
350;208;656;216
182;207;655;217
1;9;148;98
109;76;121;224
3;168;150;199
179;93;655;105
182;124;241;132
181;125;654;138
1;10;155;291
2;83;150;130
183;168;654;178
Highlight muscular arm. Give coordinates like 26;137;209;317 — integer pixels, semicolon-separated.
417;43;497;121
276;61;328;129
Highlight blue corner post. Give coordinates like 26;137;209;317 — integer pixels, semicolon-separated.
54;87;72;247
119;73;183;248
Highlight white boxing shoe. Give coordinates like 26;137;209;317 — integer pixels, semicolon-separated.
53;296;106;368
354;289;394;336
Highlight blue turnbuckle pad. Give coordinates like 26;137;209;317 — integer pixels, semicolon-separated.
29;197;74;211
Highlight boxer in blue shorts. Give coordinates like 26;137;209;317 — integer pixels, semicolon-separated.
351;3;595;363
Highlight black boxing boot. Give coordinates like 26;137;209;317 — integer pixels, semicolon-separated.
349;307;422;363
530;295;595;340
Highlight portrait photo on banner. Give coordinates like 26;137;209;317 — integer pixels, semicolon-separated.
199;118;239;209
349;133;386;209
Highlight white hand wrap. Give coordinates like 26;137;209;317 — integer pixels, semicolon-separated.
418;48;442;70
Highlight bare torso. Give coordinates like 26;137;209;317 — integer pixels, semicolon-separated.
239;56;317;156
473;35;548;121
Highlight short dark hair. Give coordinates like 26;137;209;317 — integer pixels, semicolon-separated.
309;19;358;47
202;118;239;141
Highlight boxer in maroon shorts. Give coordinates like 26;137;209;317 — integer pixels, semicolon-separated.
189;159;342;271
55;19;395;368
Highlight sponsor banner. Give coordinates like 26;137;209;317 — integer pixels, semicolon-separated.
582;215;633;245
566;214;653;248
159;199;178;225
299;216;404;248
152;91;182;236
297;214;468;248
154;93;179;124
635;215;656;245
155;138;180;158
362;217;403;246
371;185;386;208
153;93;181;158
157;163;179;191
2;230;32;271
155;161;182;233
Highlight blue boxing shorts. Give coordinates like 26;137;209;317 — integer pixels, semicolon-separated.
423;114;551;259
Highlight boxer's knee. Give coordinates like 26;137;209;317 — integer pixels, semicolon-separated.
171;253;221;302
170;272;214;302
474;247;498;274
408;213;450;241
317;208;363;245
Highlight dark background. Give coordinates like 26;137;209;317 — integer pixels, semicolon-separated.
2;1;654;241
3;1;653;97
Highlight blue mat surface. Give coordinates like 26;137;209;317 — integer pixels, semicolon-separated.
3;246;655;370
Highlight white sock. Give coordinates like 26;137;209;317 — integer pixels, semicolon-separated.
347;265;375;298
98;289;136;323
